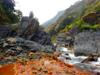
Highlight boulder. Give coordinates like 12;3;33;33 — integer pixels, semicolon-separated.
81;53;98;63
75;63;100;74
30;29;52;45
19;16;39;39
74;31;100;56
0;37;55;56
19;14;53;46
83;12;100;24
0;26;15;38
56;33;74;47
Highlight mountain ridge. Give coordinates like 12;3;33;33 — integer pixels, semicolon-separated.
42;10;65;28
44;0;100;36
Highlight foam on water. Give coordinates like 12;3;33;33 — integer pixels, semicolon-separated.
59;47;100;65
57;47;100;73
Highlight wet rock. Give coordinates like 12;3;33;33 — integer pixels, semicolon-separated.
75;63;100;74
81;54;98;63
58;53;71;62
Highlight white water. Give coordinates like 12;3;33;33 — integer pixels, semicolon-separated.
57;47;87;63
57;47;100;72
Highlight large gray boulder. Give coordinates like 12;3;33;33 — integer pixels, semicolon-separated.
74;31;100;56
19;13;53;46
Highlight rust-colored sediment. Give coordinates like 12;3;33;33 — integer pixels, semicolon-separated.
0;55;93;75
0;57;93;75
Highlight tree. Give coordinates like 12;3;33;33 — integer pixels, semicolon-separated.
0;0;22;24
3;0;15;12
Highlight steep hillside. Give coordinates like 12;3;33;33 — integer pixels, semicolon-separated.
61;0;100;34
42;10;65;28
45;0;100;36
45;0;87;35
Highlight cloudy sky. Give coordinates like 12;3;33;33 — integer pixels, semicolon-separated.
15;0;80;24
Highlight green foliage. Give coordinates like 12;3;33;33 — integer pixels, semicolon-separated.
0;0;22;24
84;0;100;16
60;0;100;33
56;16;74;32
51;35;57;43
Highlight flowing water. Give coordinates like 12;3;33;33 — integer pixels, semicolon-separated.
57;47;100;73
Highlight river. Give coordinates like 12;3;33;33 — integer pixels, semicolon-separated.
57;47;100;73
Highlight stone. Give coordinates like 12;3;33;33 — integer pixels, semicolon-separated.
81;54;98;63
56;33;74;47
0;26;12;38
83;12;100;24
30;29;52;46
19;14;53;46
19;15;39;39
75;63;100;74
16;37;54;53
5;49;16;56
74;31;100;56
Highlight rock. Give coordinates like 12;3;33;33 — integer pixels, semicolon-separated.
30;29;52;46
83;12;100;24
81;54;98;63
56;33;74;47
0;25;17;38
61;53;71;60
6;37;16;44
5;49;16;56
75;63;100;74
6;37;54;53
58;53;71;62
74;31;100;56
75;63;94;71
19;15;39;39
0;26;12;38
56;33;67;46
19;13;53;46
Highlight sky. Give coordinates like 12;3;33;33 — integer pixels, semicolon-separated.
15;0;80;24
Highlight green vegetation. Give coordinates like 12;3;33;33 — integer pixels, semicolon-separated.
51;35;57;43
60;0;100;33
0;0;22;24
46;0;100;37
